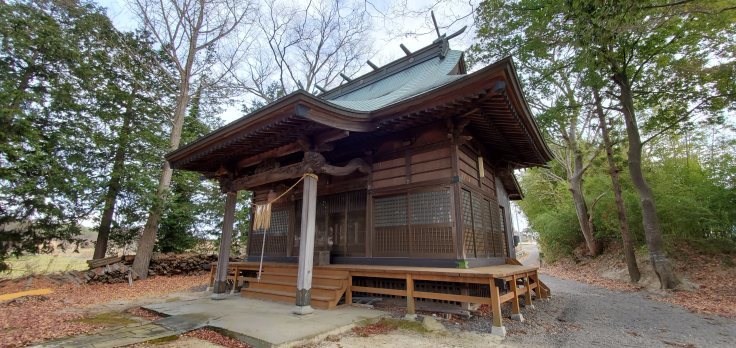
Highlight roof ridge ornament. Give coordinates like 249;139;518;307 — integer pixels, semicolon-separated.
429;11;467;59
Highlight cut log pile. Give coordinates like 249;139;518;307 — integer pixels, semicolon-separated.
84;253;226;284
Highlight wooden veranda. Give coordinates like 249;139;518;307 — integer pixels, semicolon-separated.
209;259;550;334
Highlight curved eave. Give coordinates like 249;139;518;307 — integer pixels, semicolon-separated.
371;56;553;166
503;58;554;164
166;90;374;168
166;57;553;172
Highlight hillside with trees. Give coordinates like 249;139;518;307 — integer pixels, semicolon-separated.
470;0;735;289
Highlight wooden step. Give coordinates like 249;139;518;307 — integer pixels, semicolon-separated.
243;277;342;290
259;265;349;277
253;273;347;287
258;270;348;280
242;288;333;309
246;281;341;299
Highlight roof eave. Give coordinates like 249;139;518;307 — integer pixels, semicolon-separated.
165;91;373;166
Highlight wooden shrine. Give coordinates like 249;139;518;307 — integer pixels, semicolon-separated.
166;35;552;334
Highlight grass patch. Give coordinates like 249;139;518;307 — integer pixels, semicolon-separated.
352;318;428;337
2;253;90;279
146;335;180;344
76;312;137;326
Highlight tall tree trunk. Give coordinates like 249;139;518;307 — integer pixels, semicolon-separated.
569;175;599;256
93;93;135;259
564;113;600;256
613;72;679;289
593;88;640;282
131;80;191;278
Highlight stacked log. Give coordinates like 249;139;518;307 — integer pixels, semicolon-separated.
145;253;218;276
85;262;131;284
84;253;224;284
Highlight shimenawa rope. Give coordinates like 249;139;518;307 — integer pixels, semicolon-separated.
254;173;318;281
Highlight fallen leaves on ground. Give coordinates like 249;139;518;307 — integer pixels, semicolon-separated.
183;328;252;348
0;274;207;347
352;320;398;337
127;306;164;321
653;247;736;318
541;244;736;318
541;258;644;292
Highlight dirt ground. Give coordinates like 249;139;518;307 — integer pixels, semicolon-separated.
308;244;736;347
3;244;735;348
0;274;209;347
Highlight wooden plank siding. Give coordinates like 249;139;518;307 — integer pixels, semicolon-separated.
372;145;453;189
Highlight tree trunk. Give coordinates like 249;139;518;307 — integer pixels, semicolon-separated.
93;93;135;259
132;79;191;278
613;72;679;289
564;112;600;256
593;88;640;282
569;175;599;256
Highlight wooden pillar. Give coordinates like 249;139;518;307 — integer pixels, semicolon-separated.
524;274;533;308
490;278;506;336
294;174;317;315
406;274;415;315
346;274;353;306
533;271;547;299
510;275;524;321
212;191;237;298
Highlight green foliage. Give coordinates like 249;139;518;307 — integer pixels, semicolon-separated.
517;170;583;260
518;134;736;257
0;0;170;260
472;0;736;259
0;0;121;258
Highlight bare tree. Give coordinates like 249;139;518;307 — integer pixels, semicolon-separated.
131;0;255;279
549;92;603;257
593;87;641;282
234;0;372;102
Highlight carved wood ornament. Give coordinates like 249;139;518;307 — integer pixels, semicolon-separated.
231;151;370;191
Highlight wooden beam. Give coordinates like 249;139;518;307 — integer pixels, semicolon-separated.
406;274;415;314
237;143;302;168
509;275;524;322
524;275;533;307
490;278;503;328
232;163;303;190
316;129;350;144
213;191;237;296
351;285;406;297
413;291;491;305
322;158;370;176
346;275;353;305
294;174;317;314
233;152;369;191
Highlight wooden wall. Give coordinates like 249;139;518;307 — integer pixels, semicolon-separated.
245;122;512;263
457;144;497;199
371;126;454;190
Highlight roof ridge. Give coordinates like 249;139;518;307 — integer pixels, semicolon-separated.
319;39;451;100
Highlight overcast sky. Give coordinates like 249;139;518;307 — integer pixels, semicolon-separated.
94;0;532;233
97;1;480;114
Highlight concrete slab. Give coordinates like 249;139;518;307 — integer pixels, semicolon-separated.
143;295;385;348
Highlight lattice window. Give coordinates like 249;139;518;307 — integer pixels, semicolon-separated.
461;189;508;258
461;189;476;258
410;191;451;225
497;205;509;257
479;198;494;257
345;190;367;256
374;195;408;227
250;206;289;256
291;190;367;257
375;190;453;258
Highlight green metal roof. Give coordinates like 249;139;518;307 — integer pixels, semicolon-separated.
326;50;465;112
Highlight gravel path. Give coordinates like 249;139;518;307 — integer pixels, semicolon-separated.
498;245;736;347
